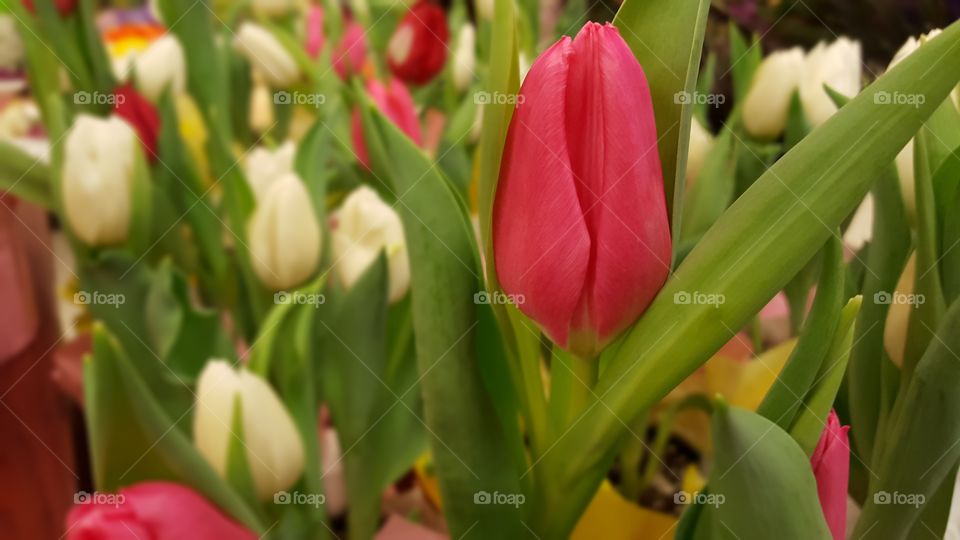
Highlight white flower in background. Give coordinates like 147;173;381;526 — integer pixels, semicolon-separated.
686;117;713;185
884;252;916;368
888;29;943;219
233;22;300;87
248;173;322;290
62;115;137;246
193;360;305;500
842;193;873;251
331;186;410;303
476;0;493;20
133;35;186;102
249;78;275;133
0;15;24;73
244;141;296;203
799;37;862;127
0;99;39;139
742;47;805;139
251;0;296;17
452;23;476;92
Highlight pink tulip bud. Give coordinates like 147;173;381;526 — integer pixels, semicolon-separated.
386;1;449;85
492;22;671;358
305;5;325;59
65;482;257;539
810;410;850;540
333;20;368;80
351;78;422;169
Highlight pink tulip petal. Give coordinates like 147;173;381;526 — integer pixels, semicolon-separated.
811;410;850;540
493;38;590;347
565;23;671;348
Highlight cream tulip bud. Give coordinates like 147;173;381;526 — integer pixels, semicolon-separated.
193;360;305;500
233;23;300;87
134;35;186;102
476;0;493;20
799;37;861;127
686;117;713;185
248;173;322;291
742;47;805;139
62;114;137;246
452;23;476;92
884;252;916;368
244;141;296;203
842;193;873;252
331;186;410;303
251;0;295;17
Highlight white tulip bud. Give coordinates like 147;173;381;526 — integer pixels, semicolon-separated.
249;80;275;134
331;186;410;303
799;37;861;127
134;35;186;103
233;23;300;87
248;173;322;290
244;141;297;203
452;23;476;92
842;193;873;252
686;117;713;185
0;15;24;73
251;0;296;17
742;47;805;139
884;252;916;368
194;360;305;500
62;114;137;246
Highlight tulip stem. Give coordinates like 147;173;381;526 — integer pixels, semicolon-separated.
550;350;599;432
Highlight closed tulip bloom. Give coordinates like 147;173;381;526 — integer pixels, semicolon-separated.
742;47;805;139
884;252;916;368
810;410;850;540
244;141;297;203
333;21;368;79
387;1;449;85
305;5;325;59
332;186;410;303
452;23;476;91
114;84;161;161
194;360;305;500
493;22;672;358
351;78;422;169
62;114;137;246
66;482;257;540
234;22;300;87
133;34;186;103
686;117;713;185
248;173;322;290
799;37;861;127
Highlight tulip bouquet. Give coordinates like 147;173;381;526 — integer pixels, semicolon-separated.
2;0;960;538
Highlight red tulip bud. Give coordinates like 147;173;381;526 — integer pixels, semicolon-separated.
113;84;160;162
492;22;671;358
811;410;850;540
66;482;257;539
333;21;368;80
351;78;422;169
386;1;449;85
22;0;77;17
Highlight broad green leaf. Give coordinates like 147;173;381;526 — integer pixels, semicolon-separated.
943;158;960;302
533;20;960;533
758;236;844;430
692;52;717;125
613;0;711;241
854;300;960;538
85;325;265;533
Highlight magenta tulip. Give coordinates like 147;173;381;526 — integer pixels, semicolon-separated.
492;22;671;358
386;1;449;85
305;5;324;59
333;20;368;80
351;78;422;169
810;410;850;540
65;482;257;540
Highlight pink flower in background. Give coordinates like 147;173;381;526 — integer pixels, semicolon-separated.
305;5;325;58
22;0;77;17
333;20;368;79
351;78;422;169
492;22;671;358
65;482;257;540
811;410;850;540
386;1;449;85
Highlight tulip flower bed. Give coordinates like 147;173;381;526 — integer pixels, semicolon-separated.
0;0;959;539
